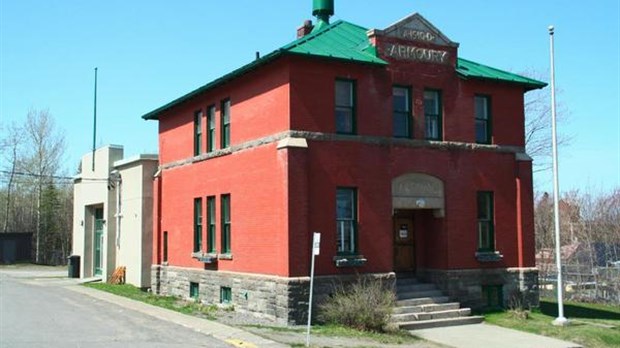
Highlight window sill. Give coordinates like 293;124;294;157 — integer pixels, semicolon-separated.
333;255;367;267
218;253;233;260
191;252;218;264
475;251;503;262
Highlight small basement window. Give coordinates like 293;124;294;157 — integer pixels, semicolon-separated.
482;285;503;309
190;282;199;299
220;286;232;304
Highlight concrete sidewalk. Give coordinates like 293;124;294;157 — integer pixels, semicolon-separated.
68;285;287;348
414;323;582;348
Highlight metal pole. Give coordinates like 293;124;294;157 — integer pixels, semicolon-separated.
549;25;568;326
306;251;316;347
92;67;98;171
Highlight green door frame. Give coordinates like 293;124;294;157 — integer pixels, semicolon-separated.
94;208;104;276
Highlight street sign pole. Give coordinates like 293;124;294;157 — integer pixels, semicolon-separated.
306;232;320;347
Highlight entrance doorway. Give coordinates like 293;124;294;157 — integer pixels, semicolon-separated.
394;212;415;272
392;173;445;273
94;207;104;276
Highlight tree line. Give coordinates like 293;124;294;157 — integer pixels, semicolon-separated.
0;110;72;265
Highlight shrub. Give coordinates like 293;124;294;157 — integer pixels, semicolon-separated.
318;276;395;332
507;290;530;320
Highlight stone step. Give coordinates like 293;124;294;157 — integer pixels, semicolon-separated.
397;289;444;300
399;316;485;330
392;302;461;315
396;283;437;293
396;296;449;307
392;308;471;323
395;276;419;286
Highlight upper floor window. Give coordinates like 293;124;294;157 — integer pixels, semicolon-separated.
221;99;231;148
477;191;495;252
335;79;356;134
336;187;357;255
194;110;203;156
207;105;216;152
475;95;492;144
424;90;442;140
393;86;412;138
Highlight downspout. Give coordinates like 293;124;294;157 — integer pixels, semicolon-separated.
111;171;122;248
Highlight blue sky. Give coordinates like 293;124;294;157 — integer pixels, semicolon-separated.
1;0;618;193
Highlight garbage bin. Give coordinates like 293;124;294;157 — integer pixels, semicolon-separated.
67;255;80;278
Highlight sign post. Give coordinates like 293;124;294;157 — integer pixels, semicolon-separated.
306;232;320;347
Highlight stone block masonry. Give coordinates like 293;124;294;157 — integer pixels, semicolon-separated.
152;265;395;325
419;267;539;310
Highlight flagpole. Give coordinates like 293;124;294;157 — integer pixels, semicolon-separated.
549;25;568;326
92;67;98;171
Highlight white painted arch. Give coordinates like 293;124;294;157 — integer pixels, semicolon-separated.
392;173;445;217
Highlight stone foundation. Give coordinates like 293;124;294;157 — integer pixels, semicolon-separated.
151;265;395;325
418;267;539;310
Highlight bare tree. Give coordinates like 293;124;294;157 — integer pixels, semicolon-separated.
20;109;66;263
522;69;571;172
0;122;24;232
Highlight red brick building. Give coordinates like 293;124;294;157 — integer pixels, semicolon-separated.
144;1;545;324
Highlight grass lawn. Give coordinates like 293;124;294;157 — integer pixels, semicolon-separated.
485;299;620;348
84;283;218;319
244;324;421;346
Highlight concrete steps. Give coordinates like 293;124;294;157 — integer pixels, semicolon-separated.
391;275;483;330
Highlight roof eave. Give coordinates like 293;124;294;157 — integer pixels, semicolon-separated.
457;72;548;91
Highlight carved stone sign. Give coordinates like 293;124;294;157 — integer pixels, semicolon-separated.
400;28;436;42
384;43;448;64
392;173;445;217
394;176;443;197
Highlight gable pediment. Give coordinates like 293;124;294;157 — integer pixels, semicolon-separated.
378;13;458;48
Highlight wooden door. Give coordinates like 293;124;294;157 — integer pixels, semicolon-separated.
394;216;415;272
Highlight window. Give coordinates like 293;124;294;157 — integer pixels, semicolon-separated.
393;86;412;138
207;196;216;253
482;285;503;309
163;231;168;263
190;282;199;299
221;99;231;148
336;188;357;255
194;198;202;253
207;105;216;152
335;79;356;134
194;110;203;156
477;191;494;251
424;90;442;140
475;95;491;144
221;194;231;254
220;286;232;304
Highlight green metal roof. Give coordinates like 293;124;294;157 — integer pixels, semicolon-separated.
284;20;387;65
142;20;386;120
456;58;546;90
142;20;545;120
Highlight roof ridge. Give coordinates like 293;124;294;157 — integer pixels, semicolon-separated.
282;20;346;50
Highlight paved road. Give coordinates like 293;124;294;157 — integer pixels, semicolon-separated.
0;272;230;348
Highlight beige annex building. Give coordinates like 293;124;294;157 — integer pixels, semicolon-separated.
72;145;157;288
